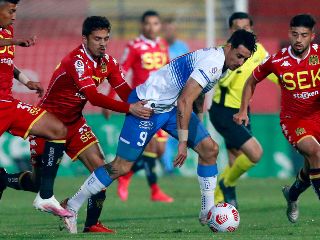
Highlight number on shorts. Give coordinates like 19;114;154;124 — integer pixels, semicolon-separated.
137;131;148;146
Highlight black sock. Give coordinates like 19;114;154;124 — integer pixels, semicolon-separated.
6;171;39;192
39;141;65;199
85;190;106;228
131;156;145;173
289;168;311;201
143;156;157;186
309;168;320;199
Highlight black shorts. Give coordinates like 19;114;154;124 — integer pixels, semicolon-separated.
209;102;252;149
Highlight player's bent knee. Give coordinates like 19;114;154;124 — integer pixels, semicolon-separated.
196;137;219;164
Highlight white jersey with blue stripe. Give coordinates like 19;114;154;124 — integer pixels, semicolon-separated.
136;46;226;113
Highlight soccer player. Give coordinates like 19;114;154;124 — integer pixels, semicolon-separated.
0;0;72;218
61;29;257;231
117;10;173;203
1;15;152;233
234;14;319;223
209;12;278;208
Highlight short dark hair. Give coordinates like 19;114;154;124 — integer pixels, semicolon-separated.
228;12;253;28
227;29;257;53
82;16;111;37
0;0;20;4
141;10;160;23
290;14;316;30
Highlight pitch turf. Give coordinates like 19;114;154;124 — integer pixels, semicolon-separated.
0;176;319;240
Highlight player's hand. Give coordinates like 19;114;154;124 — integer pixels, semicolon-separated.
174;141;188;168
233;111;249;126
129;100;153;119
26;81;44;97
13;36;36;47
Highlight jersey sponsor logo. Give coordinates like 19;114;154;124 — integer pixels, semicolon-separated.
293;90;319;99
0;35;14;56
282;69;320;90
295;127;306;136
75;59;85;77
139;120;153;130
309;55;319;65
281;61;291;67
210;67;218;75
141;52;167;70
0;57;13;65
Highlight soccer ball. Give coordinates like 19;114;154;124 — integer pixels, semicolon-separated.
207;203;240;232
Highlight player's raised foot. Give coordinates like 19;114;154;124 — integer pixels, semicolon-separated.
60;198;78;233
151;184;174;203
0;168;7;200
117;171;133;201
282;185;299;223
33;193;73;217
83;221;115;233
219;179;238;209
199;211;209;226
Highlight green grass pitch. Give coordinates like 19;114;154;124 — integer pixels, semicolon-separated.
0;177;319;239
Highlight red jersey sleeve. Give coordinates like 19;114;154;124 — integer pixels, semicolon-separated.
108;57;132;102
252;55;274;82
67;56;96;91
120;43;136;75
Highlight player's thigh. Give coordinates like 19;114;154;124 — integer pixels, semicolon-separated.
29;111;67;140
78;143;106;173
239;137;263;163
116;113;168;162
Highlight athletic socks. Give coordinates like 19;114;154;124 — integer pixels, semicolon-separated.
143;155;157;186
289;168;311;201
6;171;38;192
39;140;65;199
197;164;218;213
309;168;320;199
224;154;255;187
68;165;113;212
85;190;106;228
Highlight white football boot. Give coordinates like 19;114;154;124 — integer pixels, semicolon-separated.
60;199;78;234
33;192;73;217
282;186;299;223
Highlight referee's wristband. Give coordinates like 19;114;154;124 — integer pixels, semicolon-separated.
178;129;188;142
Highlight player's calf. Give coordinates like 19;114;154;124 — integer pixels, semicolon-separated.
194;137;219;225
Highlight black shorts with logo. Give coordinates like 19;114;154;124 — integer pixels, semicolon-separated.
209;102;252;149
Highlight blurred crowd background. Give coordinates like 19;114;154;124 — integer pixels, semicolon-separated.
1;0;320;178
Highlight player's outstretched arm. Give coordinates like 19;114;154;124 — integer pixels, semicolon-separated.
233;74;258;126
82;86;152;119
175;78;203;167
0;36;36;47
13;66;44;97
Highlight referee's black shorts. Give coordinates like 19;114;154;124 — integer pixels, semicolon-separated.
209;102;252;150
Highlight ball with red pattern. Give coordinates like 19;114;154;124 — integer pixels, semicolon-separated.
207;203;240;232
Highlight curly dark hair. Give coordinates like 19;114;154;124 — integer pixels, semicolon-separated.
82;16;111;37
290;14;316;30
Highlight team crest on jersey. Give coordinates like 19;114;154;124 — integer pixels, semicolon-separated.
75;60;85;77
295;127;306;136
309;55;319;65
101;62;107;73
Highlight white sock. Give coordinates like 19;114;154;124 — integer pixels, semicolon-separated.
68;172;105;212
198;176;217;214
